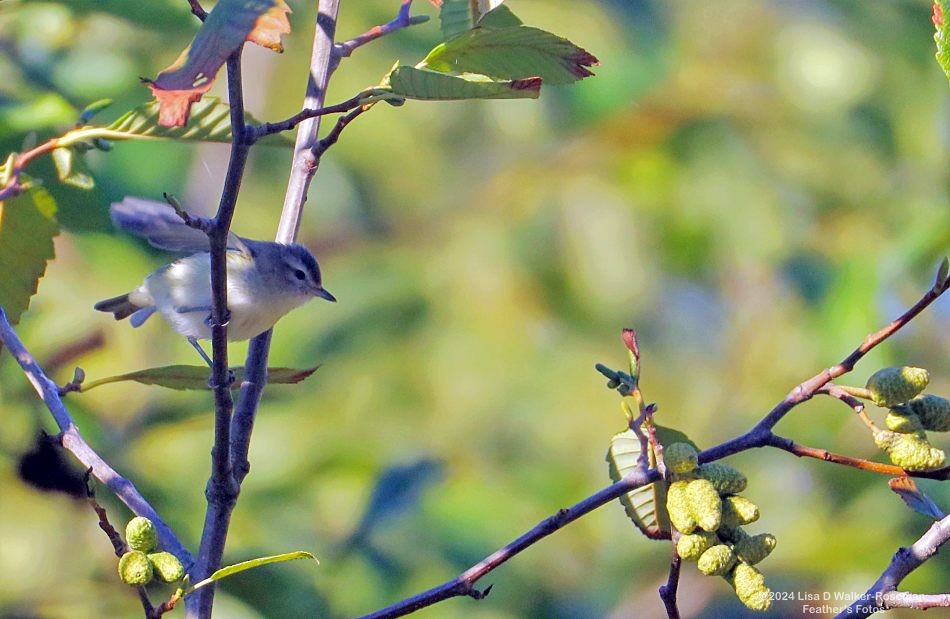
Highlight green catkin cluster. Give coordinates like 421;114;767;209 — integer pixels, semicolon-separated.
874;430;946;471
865;367;929;407
665;442;699;475
665;454;775;611
728;563;772;612
117;517;185;587
859;367;947;471
899;394;950;432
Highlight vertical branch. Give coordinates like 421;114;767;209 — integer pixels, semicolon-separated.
230;0;341;483
188;49;251;619
276;0;341;243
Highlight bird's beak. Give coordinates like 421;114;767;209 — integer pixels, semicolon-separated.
315;287;337;302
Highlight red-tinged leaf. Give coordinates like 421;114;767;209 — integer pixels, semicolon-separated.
248;0;292;51
888;476;946;520
79;365;319;391
147;82;215;128
422;24;598;85
147;0;291;127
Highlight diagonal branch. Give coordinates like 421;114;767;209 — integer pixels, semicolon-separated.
360;262;949;618
699;268;950;464
0;306;194;567
836;512;950;618
330;0;429;73
357;467;662;619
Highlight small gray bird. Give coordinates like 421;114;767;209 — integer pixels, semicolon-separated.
95;197;335;362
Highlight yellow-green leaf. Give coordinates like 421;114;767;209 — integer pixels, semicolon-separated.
79;365;319;391
54;98;290;148
0;187;59;324
421;25;598;85
606;425;696;540
185;551;317;596
387;66;541;101
935;0;950;85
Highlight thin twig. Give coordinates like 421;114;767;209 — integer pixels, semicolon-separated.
835;512;950;618
252;92;372;141
312;104;370;157
357;468;662;619
767;434;948;479
658;541;682;619
818;384;877;430
187;0;208;21
0;306;193;567
330;0;428;73
880;591;950;610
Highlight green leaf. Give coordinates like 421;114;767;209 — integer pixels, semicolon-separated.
51;147;95;190
422;25;598;85
934;1;950;85
387;66;541;101
438;0;474;40
185;551;318;596
56;98;290;147
0;187;59;324
606;425;696;540
79;365;319;392
477;4;523;30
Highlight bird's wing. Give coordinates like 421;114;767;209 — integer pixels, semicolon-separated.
110;197;248;254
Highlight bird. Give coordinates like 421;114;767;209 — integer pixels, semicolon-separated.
95;197;335;364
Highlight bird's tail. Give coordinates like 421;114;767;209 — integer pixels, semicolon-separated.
94;294;143;321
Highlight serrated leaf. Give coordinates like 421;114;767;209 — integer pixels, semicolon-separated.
387;66;540;100
438;0;474;40
888;476;946;520
185;551;317;595
79;365;319;391
0;187;59;324
147;0;291;126
51;147;95;190
59;98;290;146
422;25;597;85
476;4;522;29
935;1;950;85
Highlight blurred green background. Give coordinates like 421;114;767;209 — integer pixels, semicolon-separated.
1;0;949;617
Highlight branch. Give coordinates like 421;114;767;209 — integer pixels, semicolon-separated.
358;468;661;619
229;0;342;480
275;0;341;244
361;263;949;617
835;512;950;618
0;306;193;567
700;268;950;464
187;0;208;21
881;591;950;610
330;0;429;73
658;542;682;619
251;91;375;141
189;49;251;618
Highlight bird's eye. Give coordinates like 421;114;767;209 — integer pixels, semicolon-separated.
293;269;306;281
